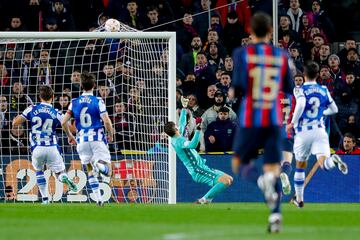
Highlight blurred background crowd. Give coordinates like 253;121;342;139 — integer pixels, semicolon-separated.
0;0;360;155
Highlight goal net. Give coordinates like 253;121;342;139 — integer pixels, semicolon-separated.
0;25;176;204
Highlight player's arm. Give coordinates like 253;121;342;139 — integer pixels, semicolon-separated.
178;96;189;136
61;103;76;145
98;98;114;143
231;48;247;98
182;118;202;149
323;89;338;115
12;106;32;128
101;113;114;143
286;87;305;132
282;57;296;94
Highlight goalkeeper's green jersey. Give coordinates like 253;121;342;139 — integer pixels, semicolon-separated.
171;109;208;176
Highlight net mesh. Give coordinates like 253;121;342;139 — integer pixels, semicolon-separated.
0;23;172;203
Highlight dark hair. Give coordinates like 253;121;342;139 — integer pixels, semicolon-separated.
164;121;177;137
81;71;96;91
304;61;319;79
219;106;229;113
343;132;356;143
39;85;54;101
250;12;272;38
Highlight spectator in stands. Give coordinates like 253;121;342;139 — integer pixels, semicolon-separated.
202;29;226;59
176;12;198;53
143;0;175;24
9;123;28;155
186;93;205;118
343;48;360;77
289;44;304;72
223;11;246;54
224;55;234;73
337;38;357;67
204;106;236;152
182;73;196;96
216;0;251;32
287;0;303;33
0;95;10;130
68;70;81;98
9;82;33;113
328;54;346;87
0;64;10;94
194;52;217;109
178;35;203;76
316;43;331;66
206;42;224;70
210;13;222;38
279;31;295;50
278;15;299;43
44;17;58;31
121;0;146;30
201;90;237;133
144;6;168;31
55;94;71;115
318;65;335;96
98;84;114;116
335;132;360;155
216;71;232;94
7;16;26;31
298;13;313;43
26;0;42;31
309;0;335;41
20;51;36;91
193;0;213;41
113;101;136;150
311;33;325;61
341;114;360;140
100;63;116;93
47;0;75;31
294;73;305;87
127;87;142;114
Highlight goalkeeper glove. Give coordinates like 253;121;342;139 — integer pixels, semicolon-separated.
195;117;202;130
180;96;189;108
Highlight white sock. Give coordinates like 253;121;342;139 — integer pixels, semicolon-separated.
36;171;47;199
324;157;335;170
294;169;305;202
96;162;110;176
88;175;102;202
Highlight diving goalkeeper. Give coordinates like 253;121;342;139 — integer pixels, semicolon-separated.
164;96;233;204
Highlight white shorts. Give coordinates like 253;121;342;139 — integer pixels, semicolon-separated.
77;141;111;165
32;146;65;173
294;127;331;162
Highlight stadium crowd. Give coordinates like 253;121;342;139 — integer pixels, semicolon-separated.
0;0;359;154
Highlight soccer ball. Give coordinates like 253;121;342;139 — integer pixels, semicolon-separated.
104;18;121;32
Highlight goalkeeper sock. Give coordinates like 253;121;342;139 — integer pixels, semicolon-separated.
324;157;335;171
88;175;101;202
281;162;292;176
96;162;110;176
203;182;227;201
36;171;47;199
294;169;305;202
239;164;260;184
272;177;282;214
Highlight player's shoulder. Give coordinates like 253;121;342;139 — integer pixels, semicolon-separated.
293;86;304;98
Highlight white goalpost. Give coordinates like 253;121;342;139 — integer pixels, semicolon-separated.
0;29;177;204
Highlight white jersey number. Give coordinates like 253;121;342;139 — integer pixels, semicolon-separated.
80;107;92;128
31;116;53;134
306;97;320;119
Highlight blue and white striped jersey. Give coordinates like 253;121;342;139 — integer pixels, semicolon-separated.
293;82;333;131
21;102;63;149
68;92;107;143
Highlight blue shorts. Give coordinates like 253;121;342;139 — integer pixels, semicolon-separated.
232;126;282;165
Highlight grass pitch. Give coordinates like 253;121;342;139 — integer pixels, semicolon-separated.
0;203;359;240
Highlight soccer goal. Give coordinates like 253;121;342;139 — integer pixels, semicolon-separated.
0;26;177;204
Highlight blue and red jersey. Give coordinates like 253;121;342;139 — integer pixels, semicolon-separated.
279;91;295;139
231;43;294;127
